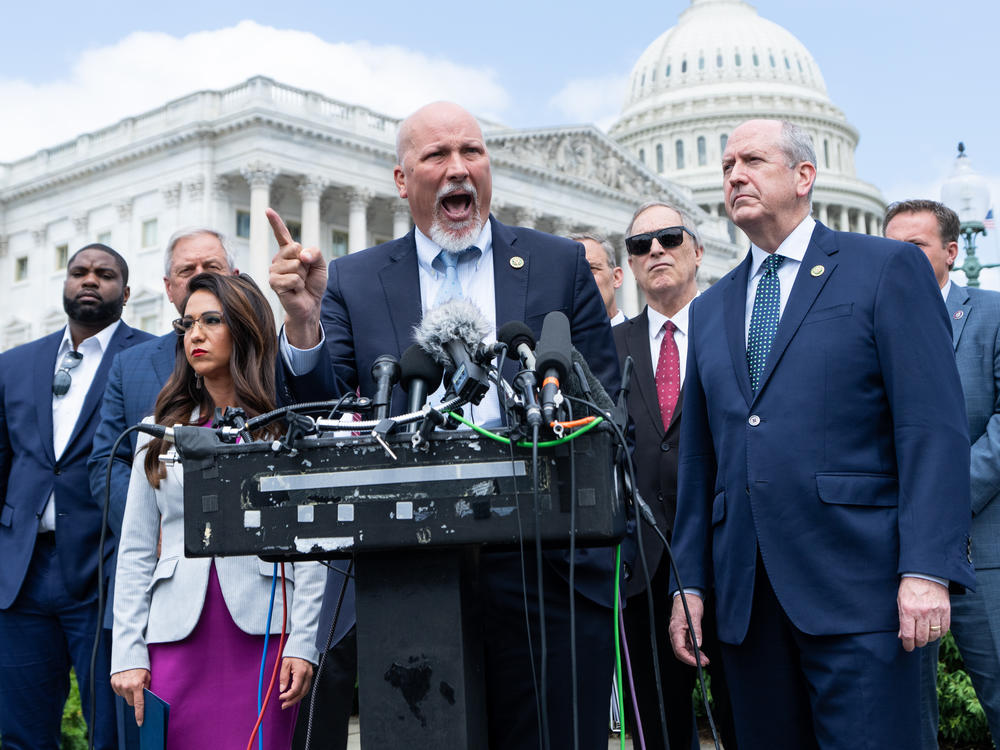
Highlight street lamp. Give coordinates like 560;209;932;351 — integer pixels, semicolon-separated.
942;142;996;288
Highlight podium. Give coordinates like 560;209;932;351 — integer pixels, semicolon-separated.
178;424;625;747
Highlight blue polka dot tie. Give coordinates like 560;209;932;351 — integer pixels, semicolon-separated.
434;247;479;306
747;253;784;392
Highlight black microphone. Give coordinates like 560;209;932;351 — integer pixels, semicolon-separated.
400;343;444;416
371;355;401;421
497;321;537;370
534;311;573;425
413;299;492;405
498;321;542;427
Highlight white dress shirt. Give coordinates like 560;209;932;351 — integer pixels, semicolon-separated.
609;310;626;327
744;215;815;344
41;319;122;531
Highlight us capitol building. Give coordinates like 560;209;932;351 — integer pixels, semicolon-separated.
0;0;884;349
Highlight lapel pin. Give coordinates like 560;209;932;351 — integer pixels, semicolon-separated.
954;310;964;320
810;265;825;277
509;256;525;269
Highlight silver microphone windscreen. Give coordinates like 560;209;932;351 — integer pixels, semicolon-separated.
413;299;491;368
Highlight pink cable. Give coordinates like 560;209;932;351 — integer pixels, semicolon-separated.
618;596;647;750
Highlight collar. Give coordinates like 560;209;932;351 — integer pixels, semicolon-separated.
749;215;816;277
647;294;695;339
941;279;952;302
415;221;494;275
57;318;122;356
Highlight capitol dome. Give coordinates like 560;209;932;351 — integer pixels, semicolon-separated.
610;0;885;241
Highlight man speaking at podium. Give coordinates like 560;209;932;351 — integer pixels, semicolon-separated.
269;101;620;749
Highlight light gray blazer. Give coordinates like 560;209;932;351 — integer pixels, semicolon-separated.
111;426;325;674
948;282;1000;569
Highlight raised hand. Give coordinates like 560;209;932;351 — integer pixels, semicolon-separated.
267;207;326;348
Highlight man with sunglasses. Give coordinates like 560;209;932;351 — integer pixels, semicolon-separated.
667;119;974;748
0;244;152;749
612;204;736;749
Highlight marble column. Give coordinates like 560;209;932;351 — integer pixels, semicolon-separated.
347;189;372;253
211;177;231;236
612;233;640;318
819;202;830;228
71;213;89;252
240;161;278;284
392;200;411;239
299;176;326;250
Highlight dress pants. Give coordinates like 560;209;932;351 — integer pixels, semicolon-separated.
482;552;615;750
292;627;357;750
719;559;920;750
918;567;1000;749
0;535;116;750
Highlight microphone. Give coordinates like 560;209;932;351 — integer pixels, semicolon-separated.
400;344;444;419
413;299;492;405
498;321;542;427
371;354;401;421
497;321;537;371
534;311;573;425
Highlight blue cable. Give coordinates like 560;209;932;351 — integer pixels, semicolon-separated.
258;563;278;750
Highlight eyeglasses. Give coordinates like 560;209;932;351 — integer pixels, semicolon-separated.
172;312;225;335
52;350;84;397
624;226;698;256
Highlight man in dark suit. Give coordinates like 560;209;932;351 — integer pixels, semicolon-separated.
614;202;735;749
667;120;975;749
886;199;1000;747
87;227;353;750
269;100;620;749
0;244;153;749
571;232;626;326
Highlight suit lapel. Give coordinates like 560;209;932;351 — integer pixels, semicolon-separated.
626;309;664;436
491;218;528;331
723;253;755;406
378;232;424;356
754;223;838;400
33;332;61;465
946;283;971;350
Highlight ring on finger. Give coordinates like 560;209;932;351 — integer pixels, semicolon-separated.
929;625;942;631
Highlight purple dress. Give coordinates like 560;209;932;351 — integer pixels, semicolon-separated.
148;563;298;749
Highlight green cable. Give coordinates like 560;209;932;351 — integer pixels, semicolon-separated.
446;412;604;447
614;544;625;749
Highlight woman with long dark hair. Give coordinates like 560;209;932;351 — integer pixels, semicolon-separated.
110;273;324;748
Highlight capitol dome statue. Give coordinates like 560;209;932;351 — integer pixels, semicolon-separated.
609;0;885;243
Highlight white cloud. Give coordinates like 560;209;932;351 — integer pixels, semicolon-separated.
0;21;510;162
548;74;629;131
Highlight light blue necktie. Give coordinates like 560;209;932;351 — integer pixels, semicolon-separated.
747;253;784;392
434;247;479;306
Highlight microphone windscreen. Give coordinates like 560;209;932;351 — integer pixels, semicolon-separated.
497;321;536;362
399;343;444;393
534;311;572;378
413;299;491;367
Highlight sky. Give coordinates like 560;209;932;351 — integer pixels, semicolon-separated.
4;0;1000;268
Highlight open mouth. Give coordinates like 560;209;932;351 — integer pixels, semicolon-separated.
440;192;473;221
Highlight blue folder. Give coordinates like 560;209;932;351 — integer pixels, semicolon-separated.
116;689;169;750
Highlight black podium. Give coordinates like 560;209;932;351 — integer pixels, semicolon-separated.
179;424;625;747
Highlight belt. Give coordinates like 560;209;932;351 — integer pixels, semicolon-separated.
36;531;56;545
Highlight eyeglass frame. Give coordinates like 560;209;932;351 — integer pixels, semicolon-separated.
52;350;84;397
172;311;226;336
624;225;698;256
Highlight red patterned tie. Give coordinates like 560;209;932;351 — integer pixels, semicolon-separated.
656;320;680;430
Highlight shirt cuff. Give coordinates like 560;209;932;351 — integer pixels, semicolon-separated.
901;572;949;587
279;325;325;376
672;588;703;599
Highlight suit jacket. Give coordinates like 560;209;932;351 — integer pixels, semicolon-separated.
613;308;681;598
111;427;326;673
672;223;976;645
317;215;621;606
0;322;154;609
947;283;1000;569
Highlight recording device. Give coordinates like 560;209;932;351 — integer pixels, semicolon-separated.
371;355;401;421
414;299;493;404
534;311;573;424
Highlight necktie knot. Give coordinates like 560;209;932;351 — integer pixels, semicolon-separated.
663;320;677;336
762;253;784;276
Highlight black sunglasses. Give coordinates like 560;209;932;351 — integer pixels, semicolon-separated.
52;350;84;397
625;225;697;255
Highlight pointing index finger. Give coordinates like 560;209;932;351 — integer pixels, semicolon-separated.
266;207;294;247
